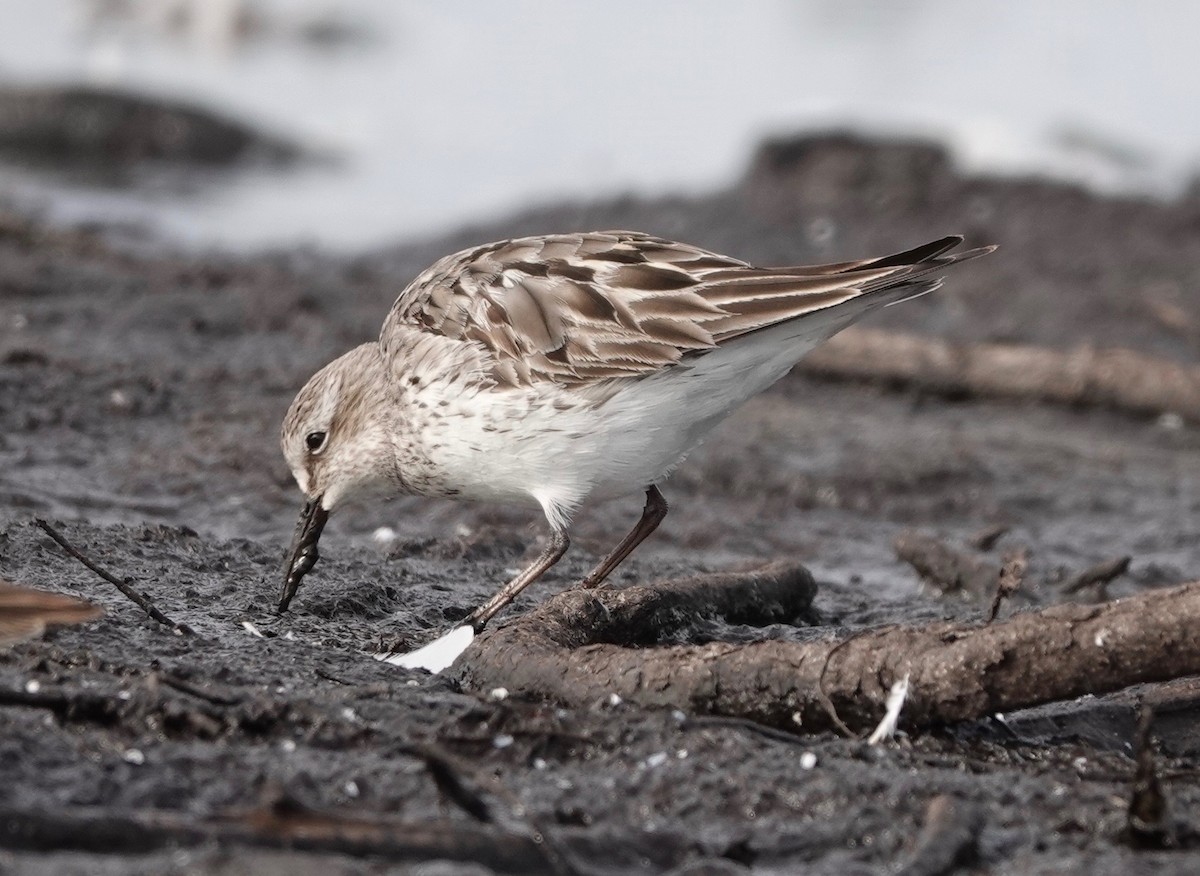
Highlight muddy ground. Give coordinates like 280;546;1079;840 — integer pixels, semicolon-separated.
3;134;1200;873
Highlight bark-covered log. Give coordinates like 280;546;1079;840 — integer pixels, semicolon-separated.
800;327;1200;421
455;564;1200;735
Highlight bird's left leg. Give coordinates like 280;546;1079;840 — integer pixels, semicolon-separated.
580;485;668;589
464;527;570;631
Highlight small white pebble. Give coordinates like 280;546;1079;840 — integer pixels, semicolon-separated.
122;749;145;765
644;752;668;768
23;679;40;694
671;709;687;723
1072;757;1088;770
117;690;132;701
1094;629;1110;647
532;758;548;770
340;707;357;722
241;620;265;638
343;780;360;798
675;749;688;760
1158;412;1184;431
492;734;515;749
489;687;509;701
606;693;622;707
800;751;818;770
455;523;473;538
281;739;297;753
108;389;132;411
283;631;296;641
371;526;398;546
405;679;419;687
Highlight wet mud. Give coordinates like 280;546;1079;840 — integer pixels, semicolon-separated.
3;135;1200;873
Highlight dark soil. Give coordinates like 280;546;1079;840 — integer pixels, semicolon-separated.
3;134;1200;873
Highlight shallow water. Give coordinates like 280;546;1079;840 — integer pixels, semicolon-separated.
1;0;1198;250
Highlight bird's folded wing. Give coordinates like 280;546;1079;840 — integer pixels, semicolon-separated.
379;230;970;388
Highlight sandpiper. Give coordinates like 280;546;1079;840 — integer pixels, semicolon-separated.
279;231;993;633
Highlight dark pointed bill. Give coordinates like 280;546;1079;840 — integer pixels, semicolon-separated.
278;496;329;613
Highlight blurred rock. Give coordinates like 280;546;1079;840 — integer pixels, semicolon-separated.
0;84;302;173
740;132;957;219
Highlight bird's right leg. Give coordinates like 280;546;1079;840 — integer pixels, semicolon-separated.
580;485;668;589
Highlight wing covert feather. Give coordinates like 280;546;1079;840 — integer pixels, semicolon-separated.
380;230;986;387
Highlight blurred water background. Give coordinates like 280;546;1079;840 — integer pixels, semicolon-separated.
0;0;1197;251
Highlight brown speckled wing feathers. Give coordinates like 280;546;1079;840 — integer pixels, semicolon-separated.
381;230;986;387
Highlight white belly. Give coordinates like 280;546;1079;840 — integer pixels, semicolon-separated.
414;313;840;527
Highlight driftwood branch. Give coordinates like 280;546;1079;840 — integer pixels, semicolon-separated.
0;789;695;873
800;327;1200;421
455;564;1200;735
0;805;555;873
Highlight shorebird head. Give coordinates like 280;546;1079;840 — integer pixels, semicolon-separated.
277;342;394;612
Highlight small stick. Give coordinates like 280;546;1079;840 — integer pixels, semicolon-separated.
159;673;242;706
402;742;493;824
397;741;579;875
894;531;999;597
988;548;1027;622
1125;706;1175;849
897;794;983;876
1062;555;1131;595
967;524;1010;552
33;518;190;634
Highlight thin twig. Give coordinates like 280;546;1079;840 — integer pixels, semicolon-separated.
159;674;242;706
1062;556;1131;595
1125;706;1175;849
33;518;190;634
897;794;983;876
395;740;579;875
401;742;494;824
682;714;810;748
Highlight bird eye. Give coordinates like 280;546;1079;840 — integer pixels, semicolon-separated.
305;431;327;453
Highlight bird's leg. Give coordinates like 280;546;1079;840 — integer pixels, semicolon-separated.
464;528;570;631
581;485;668;589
